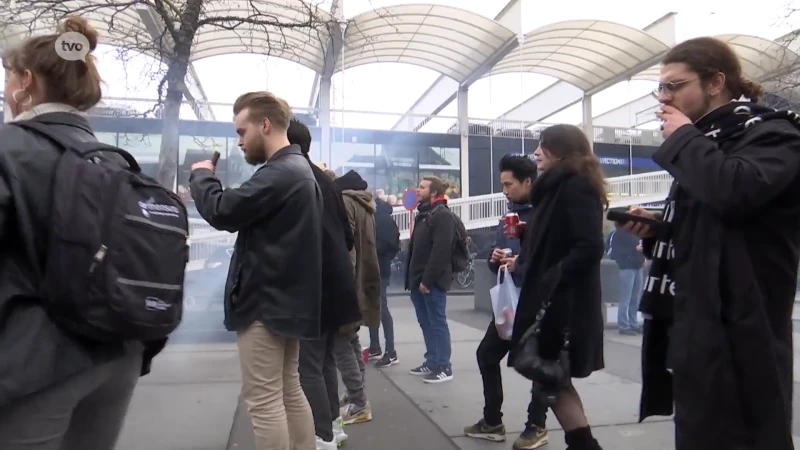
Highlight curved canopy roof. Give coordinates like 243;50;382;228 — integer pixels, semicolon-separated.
634;34;800;83
190;0;333;72
0;3;153;56
337;4;517;82
489;20;670;91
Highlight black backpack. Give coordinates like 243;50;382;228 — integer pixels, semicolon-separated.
432;205;470;273
13;121;189;342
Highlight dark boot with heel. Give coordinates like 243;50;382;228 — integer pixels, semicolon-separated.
565;427;602;450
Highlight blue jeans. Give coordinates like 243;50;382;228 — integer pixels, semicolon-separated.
409;287;451;370
618;268;643;331
368;278;395;354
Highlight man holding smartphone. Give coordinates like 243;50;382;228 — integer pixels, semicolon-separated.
464;155;549;450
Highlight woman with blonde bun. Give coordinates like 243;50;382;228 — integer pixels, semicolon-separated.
0;17;154;449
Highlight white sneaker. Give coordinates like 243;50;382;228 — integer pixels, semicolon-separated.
332;416;348;445
316;436;337;450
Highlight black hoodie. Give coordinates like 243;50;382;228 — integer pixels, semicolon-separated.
374;198;400;280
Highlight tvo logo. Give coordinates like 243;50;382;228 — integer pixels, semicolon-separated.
54;32;90;62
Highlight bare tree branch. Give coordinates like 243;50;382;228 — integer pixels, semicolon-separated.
0;0;340;188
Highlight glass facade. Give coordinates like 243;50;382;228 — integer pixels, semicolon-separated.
85;117;663;203
330;138;461;206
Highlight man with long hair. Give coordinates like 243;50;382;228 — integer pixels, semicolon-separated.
623;37;800;450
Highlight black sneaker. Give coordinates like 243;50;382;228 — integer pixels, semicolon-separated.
375;352;399;368
364;348;383;361
409;363;432;376
423;366;453;384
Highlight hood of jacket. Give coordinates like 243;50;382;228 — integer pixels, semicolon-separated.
375;197;393;216
343;189;376;214
334;169;368;191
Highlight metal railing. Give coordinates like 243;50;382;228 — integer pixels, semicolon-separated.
186;171;674;263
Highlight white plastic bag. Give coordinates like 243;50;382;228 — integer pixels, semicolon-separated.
489;265;520;340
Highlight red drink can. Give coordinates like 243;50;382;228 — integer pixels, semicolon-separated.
504;213;520;237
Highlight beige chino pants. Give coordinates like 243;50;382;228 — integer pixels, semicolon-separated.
237;321;316;450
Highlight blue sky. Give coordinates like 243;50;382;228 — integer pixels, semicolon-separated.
3;0;798;129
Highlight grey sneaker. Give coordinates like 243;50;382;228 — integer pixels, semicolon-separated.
341;402;372;425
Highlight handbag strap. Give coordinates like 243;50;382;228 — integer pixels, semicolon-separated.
524;292;573;351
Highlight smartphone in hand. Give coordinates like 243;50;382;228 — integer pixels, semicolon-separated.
606;209;663;233
211;151;221;167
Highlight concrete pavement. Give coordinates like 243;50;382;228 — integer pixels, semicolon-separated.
118;295;800;449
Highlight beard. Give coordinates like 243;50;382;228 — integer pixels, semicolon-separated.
680;93;714;124
242;141;267;166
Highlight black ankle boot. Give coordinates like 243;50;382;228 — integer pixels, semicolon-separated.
564;426;602;450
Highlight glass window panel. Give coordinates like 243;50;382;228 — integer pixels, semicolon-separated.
177;135;228;211
117;133;162;179
423;147;461;199
330;141;376;190
226;139;257;188
375;144;418;206
308;140;322;166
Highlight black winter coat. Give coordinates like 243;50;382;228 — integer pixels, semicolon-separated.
308;163;362;334
509;167;605;379
640;115;800;450
0;112;151;410
405;199;455;291
191;145;324;339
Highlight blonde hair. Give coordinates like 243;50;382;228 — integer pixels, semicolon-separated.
232;91;293;130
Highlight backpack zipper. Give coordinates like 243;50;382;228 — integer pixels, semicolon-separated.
88;245;107;274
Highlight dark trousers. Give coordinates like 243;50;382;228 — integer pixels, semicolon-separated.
299;333;339;442
477;321;547;429
368;278;395;354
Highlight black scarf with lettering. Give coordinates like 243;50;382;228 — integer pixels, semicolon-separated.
638;99;800;422
639;100;800;320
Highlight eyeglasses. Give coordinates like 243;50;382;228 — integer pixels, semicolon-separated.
652;78;699;98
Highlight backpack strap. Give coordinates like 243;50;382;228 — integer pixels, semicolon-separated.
12;121;141;173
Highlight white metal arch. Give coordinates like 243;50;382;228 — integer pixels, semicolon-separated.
337;4;517;82
634;34;800;83
490;20;670;91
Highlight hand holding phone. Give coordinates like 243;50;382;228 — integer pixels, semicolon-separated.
607;208;661;238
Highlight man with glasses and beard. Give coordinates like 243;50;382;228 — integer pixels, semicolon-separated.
620;38;800;450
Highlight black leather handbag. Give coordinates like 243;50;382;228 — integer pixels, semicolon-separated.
513;299;571;390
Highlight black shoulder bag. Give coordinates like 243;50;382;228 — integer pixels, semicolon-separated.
514;297;572;383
